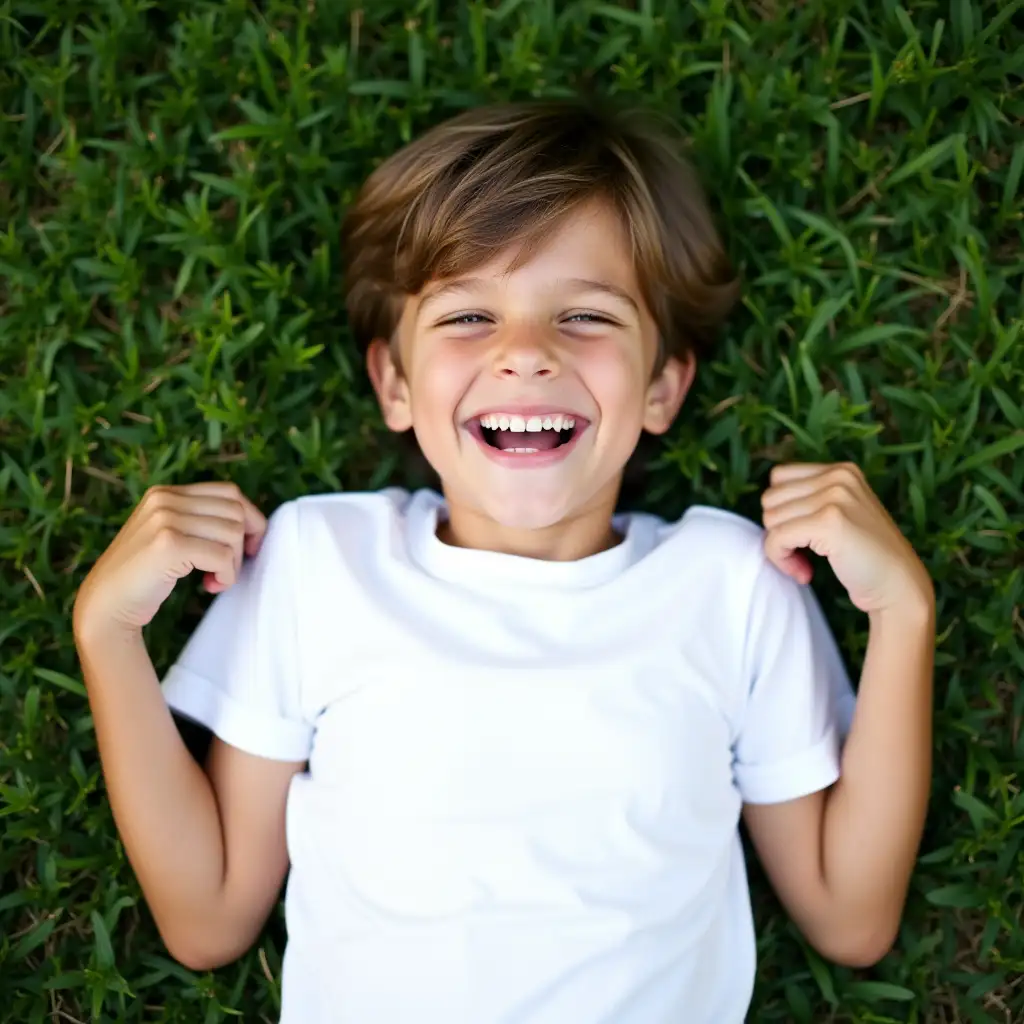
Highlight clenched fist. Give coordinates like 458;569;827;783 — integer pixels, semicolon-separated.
761;462;933;617
73;481;267;638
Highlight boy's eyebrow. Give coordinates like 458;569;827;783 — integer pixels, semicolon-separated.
562;278;640;314
417;277;640;315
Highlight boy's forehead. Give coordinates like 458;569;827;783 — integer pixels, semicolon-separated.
416;200;638;301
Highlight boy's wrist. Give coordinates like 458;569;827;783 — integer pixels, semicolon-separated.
73;609;146;654
867;578;935;632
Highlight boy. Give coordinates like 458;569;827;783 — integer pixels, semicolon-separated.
72;98;934;1023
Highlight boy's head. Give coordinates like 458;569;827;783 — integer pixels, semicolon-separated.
341;98;739;546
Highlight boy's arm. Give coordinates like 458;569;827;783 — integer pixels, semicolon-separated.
741;461;934;967
73;481;307;970
76;622;305;970
742;596;934;967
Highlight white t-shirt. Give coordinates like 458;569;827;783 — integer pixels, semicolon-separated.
161;488;856;1024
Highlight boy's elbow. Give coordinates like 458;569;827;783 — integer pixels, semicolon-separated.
168;942;229;973
160;921;255;973
827;931;896;969
810;918;898;968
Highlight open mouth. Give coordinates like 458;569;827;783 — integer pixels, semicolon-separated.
470;412;583;454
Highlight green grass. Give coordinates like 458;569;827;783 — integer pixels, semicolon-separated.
1;0;1022;1020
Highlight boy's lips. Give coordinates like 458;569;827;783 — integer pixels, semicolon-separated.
467;422;587;468
462;406;591;469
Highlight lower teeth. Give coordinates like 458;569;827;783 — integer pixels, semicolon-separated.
482;428;573;451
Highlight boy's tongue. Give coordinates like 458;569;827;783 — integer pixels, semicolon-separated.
493;429;562;451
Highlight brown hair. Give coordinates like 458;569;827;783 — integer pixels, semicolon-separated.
341;96;740;374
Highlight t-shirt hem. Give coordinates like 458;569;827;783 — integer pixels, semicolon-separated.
162;664;313;763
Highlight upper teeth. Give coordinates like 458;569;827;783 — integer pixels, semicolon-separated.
479;414;576;432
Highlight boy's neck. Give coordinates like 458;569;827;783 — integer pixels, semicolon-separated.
436;491;623;562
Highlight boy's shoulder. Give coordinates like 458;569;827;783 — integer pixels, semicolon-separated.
273;487;416;538
654;502;767;566
253;490;422;590
667;502;765;540
288;486;412;515
640;502;776;608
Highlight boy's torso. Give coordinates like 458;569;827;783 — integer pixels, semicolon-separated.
277;488;762;1023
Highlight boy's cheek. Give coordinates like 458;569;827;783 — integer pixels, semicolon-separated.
408;349;477;409
579;342;647;391
582;360;648;428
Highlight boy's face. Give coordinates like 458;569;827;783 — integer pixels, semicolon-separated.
368;198;695;546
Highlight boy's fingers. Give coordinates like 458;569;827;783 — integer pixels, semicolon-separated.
237;494;268;542
772;549;814;585
763;522;816;583
762;477;827;508
174;482;267;547
764;512;835;567
203;572;226;593
768;463;831;486
175;481;249;498
761;492;832;527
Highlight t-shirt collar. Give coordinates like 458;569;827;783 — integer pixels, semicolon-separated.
404;490;653;590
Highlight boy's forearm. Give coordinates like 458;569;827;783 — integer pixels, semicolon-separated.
821;592;935;946
75;622;230;960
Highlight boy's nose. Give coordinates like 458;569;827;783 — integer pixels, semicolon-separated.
491;330;561;379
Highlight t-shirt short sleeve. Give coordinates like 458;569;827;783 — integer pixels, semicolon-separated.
160;500;314;763
733;557;855;805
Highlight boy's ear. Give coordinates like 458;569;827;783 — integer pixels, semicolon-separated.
643;351;697;435
366;337;414;432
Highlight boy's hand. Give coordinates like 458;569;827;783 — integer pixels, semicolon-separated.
760;462;933;616
73;481;267;638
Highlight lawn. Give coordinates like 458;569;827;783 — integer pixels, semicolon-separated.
1;0;1022;1021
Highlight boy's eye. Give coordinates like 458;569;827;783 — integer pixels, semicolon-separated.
437;313;614;326
439;313;490;326
565;313;614;324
